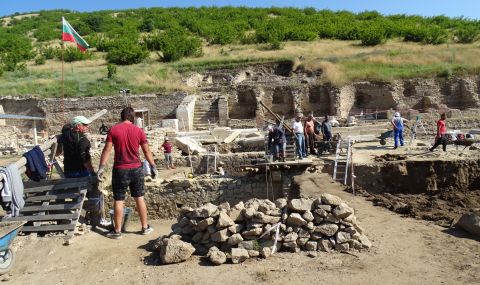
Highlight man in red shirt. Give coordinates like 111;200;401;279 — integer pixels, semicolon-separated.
98;107;157;239
429;113;447;152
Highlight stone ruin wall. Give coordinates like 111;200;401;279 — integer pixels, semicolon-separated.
0;92;187;133
0;61;479;132
105;153;287;219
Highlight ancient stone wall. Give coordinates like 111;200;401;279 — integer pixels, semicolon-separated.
2;62;480;132
0;93;187;133
143;174;280;219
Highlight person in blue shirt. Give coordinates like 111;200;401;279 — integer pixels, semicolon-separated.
391;112;409;149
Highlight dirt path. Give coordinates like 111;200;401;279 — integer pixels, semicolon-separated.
4;172;479;285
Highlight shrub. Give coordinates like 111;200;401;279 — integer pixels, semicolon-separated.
256;20;287;43
35;55;46;65
1;53;28;72
287;28;317;41
423;26;448;45
403;26;427;42
105;40;149;65
39;46;57;59
266;39;283;50
107;63;117;78
90;36;113;52
240;32;257;44
404;25;447;45
153;29;202;62
34;25;59;42
359;25;387;46
61;46;93;62
0;32;34;62
454;26;480;43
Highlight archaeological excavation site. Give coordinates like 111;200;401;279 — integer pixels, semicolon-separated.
1;62;479;283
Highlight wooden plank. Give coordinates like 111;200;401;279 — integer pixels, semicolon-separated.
25;190;86;202
20;202;82;212
223;130;241;144
23;176;93;189
24;182;87;193
53;161;65;179
21;223;76;232
5;213;78;222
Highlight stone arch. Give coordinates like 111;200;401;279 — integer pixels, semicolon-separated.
229;89;257;119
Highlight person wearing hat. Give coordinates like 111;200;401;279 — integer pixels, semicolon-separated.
57;116;111;228
58;115;95;178
267;124;286;162
391;112;409;149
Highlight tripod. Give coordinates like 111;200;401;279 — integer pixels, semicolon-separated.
409;115;427;145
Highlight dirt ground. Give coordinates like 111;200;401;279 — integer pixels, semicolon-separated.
346;139;480;227
4;169;480;285
1;134;479;284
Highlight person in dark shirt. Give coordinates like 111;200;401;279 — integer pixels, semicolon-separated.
321;115;333;153
58;116;94;178
267;125;286;162
57;116;110;228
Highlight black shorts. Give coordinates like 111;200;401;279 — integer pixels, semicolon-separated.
112;167;145;201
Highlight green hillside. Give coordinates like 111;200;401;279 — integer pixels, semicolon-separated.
1;7;480;97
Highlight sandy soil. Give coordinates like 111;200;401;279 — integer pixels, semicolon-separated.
4;171;479;285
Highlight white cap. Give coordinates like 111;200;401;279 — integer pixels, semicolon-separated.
394;112;400;117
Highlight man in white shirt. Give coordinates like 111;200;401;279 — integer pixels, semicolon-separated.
293;114;307;159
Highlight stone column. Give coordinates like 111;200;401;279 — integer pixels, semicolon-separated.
217;96;229;127
176;95;196;131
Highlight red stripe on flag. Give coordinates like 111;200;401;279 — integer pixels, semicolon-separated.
62;32;76;43
76;43;87;52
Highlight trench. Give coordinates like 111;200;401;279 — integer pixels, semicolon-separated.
352;158;480;225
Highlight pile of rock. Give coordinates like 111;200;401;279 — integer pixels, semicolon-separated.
155;193;371;265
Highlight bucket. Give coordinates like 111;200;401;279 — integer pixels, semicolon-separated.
109;208;132;232
266;155;274;163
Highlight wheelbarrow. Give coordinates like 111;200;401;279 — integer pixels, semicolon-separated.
378;130;394;145
0;221;26;275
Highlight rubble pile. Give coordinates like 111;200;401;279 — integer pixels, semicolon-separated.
155;194;372;265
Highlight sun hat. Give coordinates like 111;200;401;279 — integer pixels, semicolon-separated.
394;112;400;117
71;116;91;126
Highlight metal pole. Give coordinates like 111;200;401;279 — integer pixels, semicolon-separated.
33;120;38;145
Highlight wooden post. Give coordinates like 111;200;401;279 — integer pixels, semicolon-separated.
258;101;293;133
33;120;38;146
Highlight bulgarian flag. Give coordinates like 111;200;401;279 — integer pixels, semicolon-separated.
62;17;89;52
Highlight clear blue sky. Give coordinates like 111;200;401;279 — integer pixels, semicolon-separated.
1;0;479;19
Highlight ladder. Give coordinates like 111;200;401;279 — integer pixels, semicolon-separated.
333;138;353;185
205;144;218;174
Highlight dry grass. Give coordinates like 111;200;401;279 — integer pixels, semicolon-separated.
3;39;480;97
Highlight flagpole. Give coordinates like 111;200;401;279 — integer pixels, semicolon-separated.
61;40;65;123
